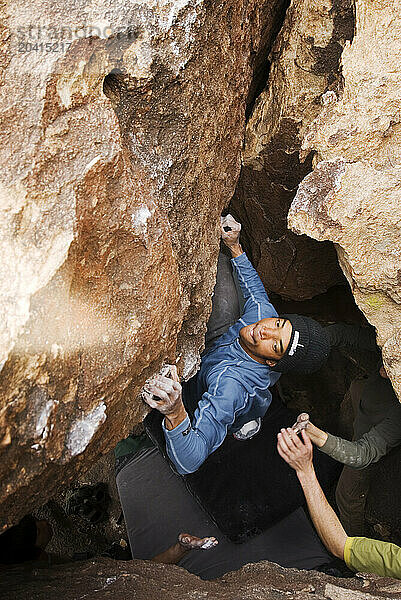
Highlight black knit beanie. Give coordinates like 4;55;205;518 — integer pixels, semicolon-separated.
273;314;330;374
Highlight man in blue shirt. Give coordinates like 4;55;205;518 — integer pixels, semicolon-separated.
144;216;330;474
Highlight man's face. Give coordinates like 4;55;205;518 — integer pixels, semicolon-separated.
239;317;292;366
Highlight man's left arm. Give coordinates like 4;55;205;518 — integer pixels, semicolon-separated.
144;370;250;475
143;367;188;431
143;371;204;474
162;379;250;474
221;215;276;320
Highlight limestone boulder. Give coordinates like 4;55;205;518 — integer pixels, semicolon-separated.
0;0;285;526
288;0;401;397
230;0;354;300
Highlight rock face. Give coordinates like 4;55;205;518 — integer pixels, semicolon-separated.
0;0;289;526
1;556;399;600
288;0;401;397
230;0;354;300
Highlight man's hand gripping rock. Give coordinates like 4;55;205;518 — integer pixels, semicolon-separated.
142;365;188;430
221;214;243;258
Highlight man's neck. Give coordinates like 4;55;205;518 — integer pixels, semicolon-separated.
238;337;266;364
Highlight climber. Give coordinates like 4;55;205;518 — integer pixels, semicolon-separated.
143;214;330;475
301;355;401;536
277;427;401;579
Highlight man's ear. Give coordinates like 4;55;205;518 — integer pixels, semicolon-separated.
266;359;277;367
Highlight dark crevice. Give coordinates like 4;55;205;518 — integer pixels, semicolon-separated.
245;0;291;120
230;0;357;303
310;0;356;92
103;70;128;105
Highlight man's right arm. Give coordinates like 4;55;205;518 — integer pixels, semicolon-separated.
231;252;275;311
277;428;401;579
344;536;401;578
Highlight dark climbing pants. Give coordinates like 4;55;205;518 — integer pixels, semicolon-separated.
204;251;244;352
336;379;370;536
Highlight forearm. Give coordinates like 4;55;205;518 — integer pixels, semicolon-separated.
163;416;210;474
297;467;347;559
320;429;392;469
306;423;328;448
231;251;272;306
227;243;243;258
163;402;188;430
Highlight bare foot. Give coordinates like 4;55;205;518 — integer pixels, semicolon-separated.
292;412;310;434
178;533;218;550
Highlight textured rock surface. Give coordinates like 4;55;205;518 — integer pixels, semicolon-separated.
230;0;354;300
0;0;289;526
0;556;398;600
288;0;401;397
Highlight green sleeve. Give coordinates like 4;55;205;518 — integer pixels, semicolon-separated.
325;323;377;352
319;412;401;469
344;536;401;579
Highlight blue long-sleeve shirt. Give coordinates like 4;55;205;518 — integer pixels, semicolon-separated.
163;252;281;474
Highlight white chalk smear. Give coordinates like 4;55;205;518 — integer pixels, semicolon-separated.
201;538;218;550
66;402;106;457
321;90;337;105
182;347;200;380
35;399;56;438
51;343;63;359
131;206;152;233
84;155;102;173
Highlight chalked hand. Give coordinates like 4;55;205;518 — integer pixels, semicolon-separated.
292;412;310;434
142;364;182;416
221;214;241;248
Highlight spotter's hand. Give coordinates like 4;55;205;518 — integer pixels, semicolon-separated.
220;214;241;249
143;365;183;416
277;428;314;475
